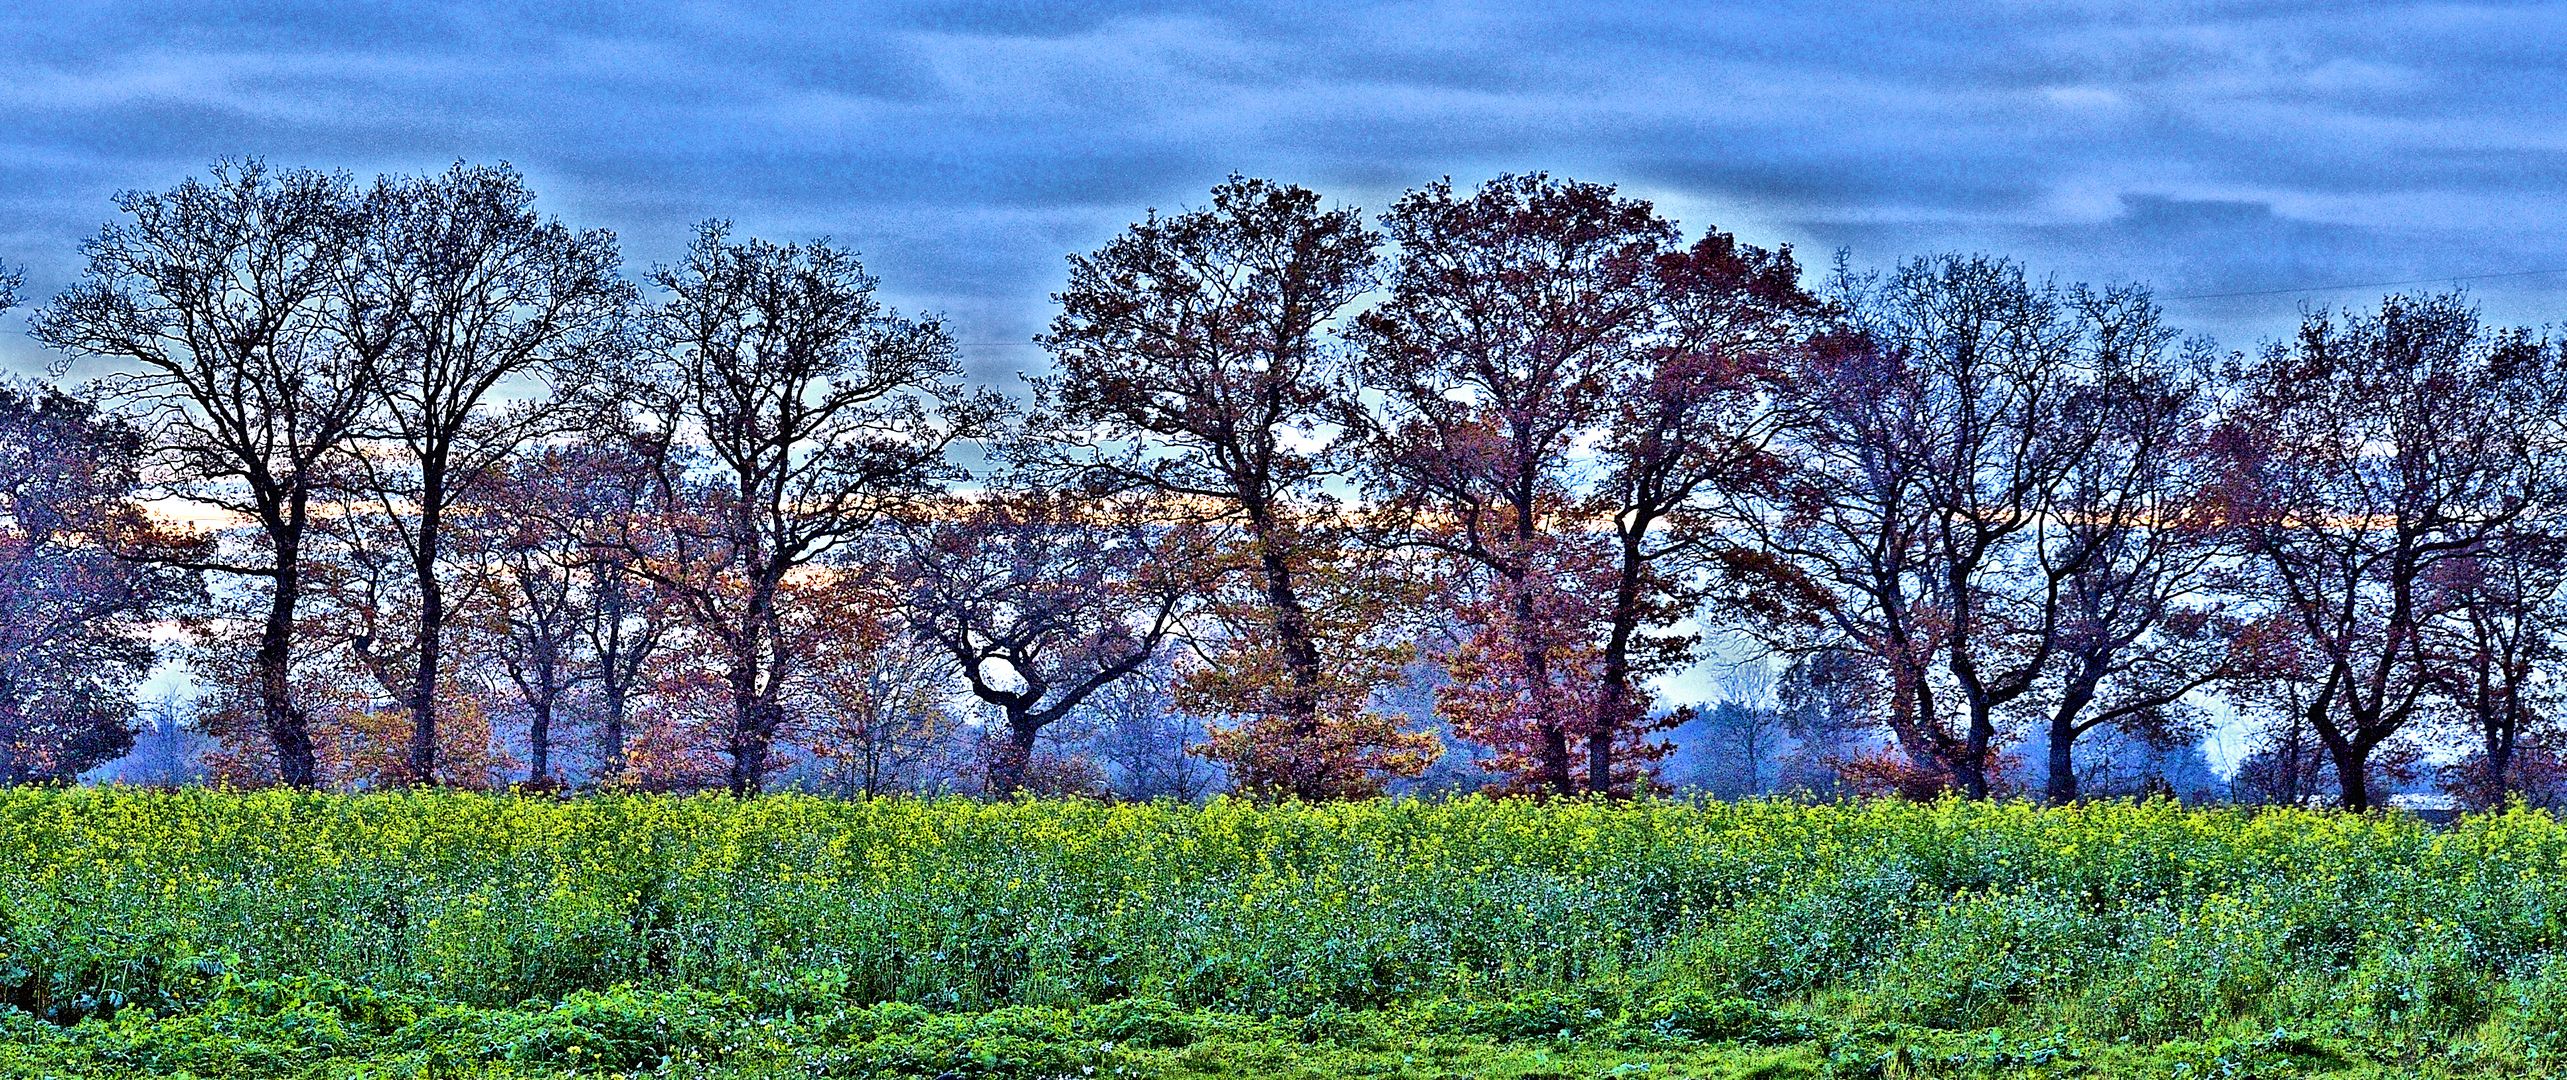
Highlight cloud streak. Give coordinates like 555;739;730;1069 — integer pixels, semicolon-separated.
7;1;2567;379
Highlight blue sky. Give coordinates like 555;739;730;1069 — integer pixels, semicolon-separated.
7;1;2567;385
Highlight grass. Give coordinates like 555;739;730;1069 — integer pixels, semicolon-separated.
6;788;2567;1076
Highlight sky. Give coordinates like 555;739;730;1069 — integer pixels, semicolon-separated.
14;1;2560;775
7;1;2567;386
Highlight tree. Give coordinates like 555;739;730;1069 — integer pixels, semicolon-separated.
336;163;629;784
1587;229;1816;792
34;162;373;787
2067;723;2221;801
1773;647;1887;796
2418;518;2567;806
559;437;679;783
1753;256;2189;799
292;481;521;786
1355;175;1813;795
893;483;1194;796
302;480;436;753
1354;174;1671;795
2030;289;2236;804
483;431;682;782
1041;176;1432;799
791;591;960;797
405;436;681;791
100;693;216;786
453;449;602;786
2210;293;2567;808
1667;660;1787;797
631;223;998;795
0;374;201;781
1081;656;1224;801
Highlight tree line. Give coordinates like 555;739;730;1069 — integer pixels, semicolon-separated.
4;161;2563;810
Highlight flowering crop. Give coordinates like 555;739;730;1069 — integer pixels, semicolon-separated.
5;790;2567;1076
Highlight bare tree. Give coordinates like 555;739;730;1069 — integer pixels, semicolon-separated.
1080;657;1224;801
335;163;629;783
1666;659;1787;798
2210;294;2567;808
631;223;998;795
34;162;373;786
104;694;215;786
2419;518;2567;805
1752;256;2195;799
893;483;1195;796
2032;289;2236;803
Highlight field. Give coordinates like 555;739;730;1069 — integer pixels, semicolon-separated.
5;791;2567;1077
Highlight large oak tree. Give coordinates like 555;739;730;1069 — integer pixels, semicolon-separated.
336;163;629;783
34;162;374;786
629;223;1000;795
2211;294;2567;808
1041;176;1433;799
1355;175;1815;795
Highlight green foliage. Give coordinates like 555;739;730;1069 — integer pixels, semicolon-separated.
1869;888;2111;1030
10;789;2567;1075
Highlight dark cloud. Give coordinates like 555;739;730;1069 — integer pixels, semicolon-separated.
7;0;2567;379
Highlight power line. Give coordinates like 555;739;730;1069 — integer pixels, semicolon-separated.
950;267;2567;315
2166;267;2567;302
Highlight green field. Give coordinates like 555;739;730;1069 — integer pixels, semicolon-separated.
4;790;2567;1077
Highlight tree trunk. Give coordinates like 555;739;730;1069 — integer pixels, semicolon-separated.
726;636;764;796
1886;668;1953;797
405;474;446;779
596;563;631;783
2329;739;2372;810
728;697;775;797
1958;699;1995;800
1248;518;1324;735
528;694;552;785
1737;709;1766;798
727;684;770;797
1528;642;1574;796
2485;701;2519;806
1242;497;1337;799
2043;679;2099;806
725;576;778;797
1590;528;1649;796
2044;714;2079;806
260;536;317;788
1951;753;1989;800
0;686;22;784
1502;558;1574;797
988;710;1039;796
1537;721;1573;796
601;682;627;783
407;505;444;785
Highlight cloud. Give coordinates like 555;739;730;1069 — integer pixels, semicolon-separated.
6;0;2567;379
